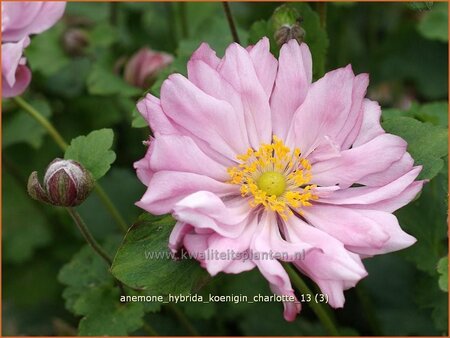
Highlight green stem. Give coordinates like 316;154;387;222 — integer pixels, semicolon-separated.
93;184;128;232
179;2;189;39
222;2;240;44
283;263;339;336
66;207;113;266
12;96;68;150
12;96;128;233
316;2;327;29
167;303;199;336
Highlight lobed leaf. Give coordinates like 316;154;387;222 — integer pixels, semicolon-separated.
64;128;116;180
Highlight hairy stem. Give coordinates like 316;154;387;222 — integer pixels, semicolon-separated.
222;2;240;43
283;263;339;336
66;207;113;266
12;96;128;233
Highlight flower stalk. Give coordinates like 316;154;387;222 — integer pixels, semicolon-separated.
66;207;113;266
12;96;128;233
222;2;240;44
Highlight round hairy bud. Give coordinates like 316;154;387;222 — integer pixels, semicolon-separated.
28;158;94;207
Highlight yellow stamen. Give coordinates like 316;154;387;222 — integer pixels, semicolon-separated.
227;136;317;219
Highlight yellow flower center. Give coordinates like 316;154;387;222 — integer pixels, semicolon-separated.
227;135;318;220
257;172;286;196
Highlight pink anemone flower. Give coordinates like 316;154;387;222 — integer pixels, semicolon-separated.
135;37;423;321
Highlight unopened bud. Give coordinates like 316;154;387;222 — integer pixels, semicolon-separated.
274;21;305;46
124;47;173;89
62;28;89;56
271;4;305;46
28;158;94;207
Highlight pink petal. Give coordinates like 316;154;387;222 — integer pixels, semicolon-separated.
148;134;228;181
169;221;193;252
217;42;272;147
270;40;312;140
344;209;416;256
307;135;341;163
253;211;316;262
283;217;367;308
303;204;390;249
335;74;369;149
353;99;384;147
285;65;355;155
248;37;278;99
349;180;425;213
318;166;422;206
358;152;414;186
160;73;249;159
222;258;256;274
2;38;28;87
172;191;249;238
189;42;221;69
203;216;258;275
253;257;300;321
136;172;237;214
133;143;154;186
137;94;179;135
2;63;31;98
311;134;407;187
2;2;66;42
187;59;250;149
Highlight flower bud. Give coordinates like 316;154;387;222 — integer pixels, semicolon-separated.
28;158;94;207
123;47;173;89
271;4;305;47
62;28;90;56
274;21;305;47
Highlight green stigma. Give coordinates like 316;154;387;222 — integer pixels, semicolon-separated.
257;172;286;197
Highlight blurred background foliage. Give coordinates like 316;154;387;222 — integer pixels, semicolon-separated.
2;2;448;336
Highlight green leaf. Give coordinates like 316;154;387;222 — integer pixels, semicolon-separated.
64;129;116;180
26;23;69;76
77;168;145;238
418;3;448;42
111;213;208;294
408;2;434;11
76;286;145;336
88;23;117;49
87;64;141;97
396;173;447;275
58;239;146;335
3;99;52;149
382;117;448;180
364;254;442;335
3;171;52;264
45;58;92;99
415;273;448;332
437;256;448;292
248;20;272;46
383;101;448;128
384;101;448;128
